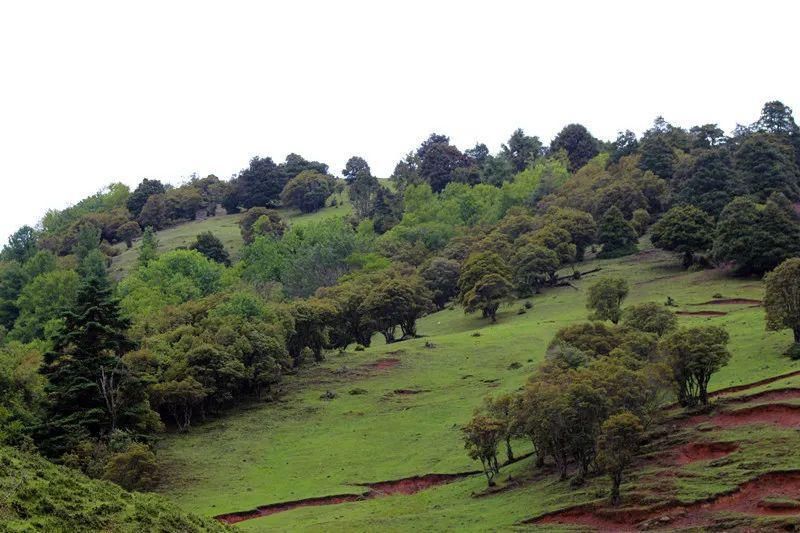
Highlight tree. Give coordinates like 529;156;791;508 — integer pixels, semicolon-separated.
416;134;468;192
420;258;461;310
164;187;202;221
485;394;520;463
10;269;79;343
138;226;159;267
372;187;402;234
550;124;599;171
639;129;677;179
622;302;677;337
651;205;715;267
39;251;156;457
676;148;739;217
359;276;433;342
342;156;371;183
126;179;165;218
462;413;504;486
659;326;730;407
542;207;597;261
586;277;629;324
280;170;335;213
765;258;800;344
286;298;337;363
235;156;284;209
597;207;638;258
501;129;542;172
610;130;638;164
511;244;559;295
116;221;141;249
1;226;38;263
102;442;159;491
689;123;726;149
189;232;231;266
137;193;167;230
239;207;286;244
458;252;514;322
596;411;643;506
735;133;800;200
149;377;207;431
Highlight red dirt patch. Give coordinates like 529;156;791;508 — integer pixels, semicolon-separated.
675;441;738;465
676;310;727;317
693;298;762;306
363;358;400;371
681;403;800;430
710;369;800;398
215;471;476;524
528;470;800;530
728;387;800;404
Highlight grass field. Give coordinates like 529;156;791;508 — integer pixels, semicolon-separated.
154;244;799;531
110;200;351;278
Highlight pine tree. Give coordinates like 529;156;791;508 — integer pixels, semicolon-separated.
38;251;151;457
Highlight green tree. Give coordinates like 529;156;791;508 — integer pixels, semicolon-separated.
462;413;504;486
735;133;800;200
1;226;38;263
189;232;230;266
137;193;167;230
359;276;433;342
597;206;638;258
586;277;629;324
39;251;157;457
137;226;159;267
765;258;800;344
239;207;286;244
458;252;514;322
416;133;468;193
609;130;638;164
126;179;165;218
638;135;675;179
115;221;141;249
280;170;335;213
677;148;739;217
149;377;207;431
596;411;643;506
511;244;559;295
102;442;159;491
651;205;715;267
10;270;79;343
420;257;461;310
550;124;599;171
286;298;337;363
659;326;730;407
622;302;677;337
501;128;542;172
542;207;596;261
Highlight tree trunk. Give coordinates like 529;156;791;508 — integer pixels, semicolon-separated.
505;436;514;463
794;327;800;344
682;251;694;269
610;472;622;506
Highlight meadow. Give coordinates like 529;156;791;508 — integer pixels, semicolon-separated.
156;244;798;531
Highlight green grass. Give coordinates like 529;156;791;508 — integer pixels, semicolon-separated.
0;445;226;532
154;244;800;531
110;201;352;278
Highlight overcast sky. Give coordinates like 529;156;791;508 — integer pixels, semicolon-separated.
1;0;798;242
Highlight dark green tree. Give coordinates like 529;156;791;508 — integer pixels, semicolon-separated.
586;277;629;324
735;133;800;200
676;148;739;217
502;128;542;172
659;326;730;407
137;193;167;230
189;232;231;266
651;205;715;267
765;258;800;344
126;179;165;218
137;226;159;267
458;252;514;322
597;206;638;258
511;244;559;295
239;207;286;244
638;135;675;179
550;124;599;171
38;251;155;457
1;226;38;263
596;411;643;506
420;257;461;310
280;170;335;213
116;221;141;249
609;130;639;164
416;134;468;192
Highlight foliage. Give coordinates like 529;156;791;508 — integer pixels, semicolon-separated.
420;257;461;310
650;205;715;267
239;207;286;244
138;226;159;266
189;232;231;266
1;225;38;263
280;170;335;213
596;411;643;505
586;277;629;324
659;325;730;407
511;244;559;296
597;206;638;258
10;269;79;343
462;413;503;486
103;442;159;491
358;273;433;342
549;123;599;171
765;258;800;344
622;302;677;337
458;252;514;322
117;221;142;248
127;179;166;218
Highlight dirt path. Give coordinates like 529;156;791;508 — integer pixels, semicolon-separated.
676;310;727;316
691;298;762;306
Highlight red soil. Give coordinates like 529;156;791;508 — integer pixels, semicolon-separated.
693;298;762;306
674;441;738;465
363;358;400;371
676;310;727;316
681;403;800;430
728;387;800;404
530;471;800;530
215;471;476;524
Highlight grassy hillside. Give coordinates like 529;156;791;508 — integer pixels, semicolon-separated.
110;201;352;278
156;245;799;531
0;444;227;532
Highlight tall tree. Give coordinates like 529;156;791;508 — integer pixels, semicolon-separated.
39;251;154;457
189;232;231;266
659;326;730;407
676;148;739;217
650;205;715;267
1;226;38;263
586;277;629;324
458;252;514;322
734;133;800;200
550;124;599;171
596;411;643;506
502;129;542;172
765;258;800;344
597;206;638;258
126;179;165;218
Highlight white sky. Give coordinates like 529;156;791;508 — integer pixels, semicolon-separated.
1;0;798;242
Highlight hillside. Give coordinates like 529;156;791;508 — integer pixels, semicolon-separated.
156;245;800;531
110;202;352;278
0;444;227;532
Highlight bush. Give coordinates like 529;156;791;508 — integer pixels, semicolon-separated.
786;344;800;360
103;443;159;491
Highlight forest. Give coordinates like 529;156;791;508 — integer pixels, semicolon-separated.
2;100;800;531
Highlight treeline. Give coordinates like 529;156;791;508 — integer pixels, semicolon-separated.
1;100;799;494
